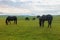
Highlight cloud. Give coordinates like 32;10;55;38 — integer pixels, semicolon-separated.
11;0;16;2
0;0;60;15
0;5;32;14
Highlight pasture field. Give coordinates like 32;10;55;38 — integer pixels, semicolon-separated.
0;15;60;40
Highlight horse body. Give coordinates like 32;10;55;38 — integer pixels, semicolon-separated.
39;15;53;28
6;16;17;25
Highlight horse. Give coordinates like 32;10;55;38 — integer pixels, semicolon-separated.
32;18;35;20
25;17;29;20
39;15;53;28
5;16;17;25
37;15;40;18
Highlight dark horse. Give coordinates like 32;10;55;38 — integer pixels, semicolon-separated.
25;17;29;20
39;15;53;28
32;18;35;20
6;16;17;25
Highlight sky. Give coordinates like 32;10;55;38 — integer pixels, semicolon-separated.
0;0;60;16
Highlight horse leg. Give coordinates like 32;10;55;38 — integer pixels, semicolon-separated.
14;20;17;24
15;20;17;24
39;20;41;27
48;21;49;28
49;20;52;28
48;20;51;28
42;21;44;27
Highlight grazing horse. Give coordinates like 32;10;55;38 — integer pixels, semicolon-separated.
32;18;35;20
25;17;29;20
39;15;53;28
6;16;17;25
37;15;40;18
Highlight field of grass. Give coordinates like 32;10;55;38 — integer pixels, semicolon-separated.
0;16;60;40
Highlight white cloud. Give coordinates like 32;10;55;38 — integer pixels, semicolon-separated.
0;0;60;15
20;0;28;2
18;0;32;2
11;0;16;2
0;5;32;14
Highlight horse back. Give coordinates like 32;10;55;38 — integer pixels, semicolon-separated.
6;16;17;21
39;15;53;21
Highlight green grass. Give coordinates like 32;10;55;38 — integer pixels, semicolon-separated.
0;16;60;40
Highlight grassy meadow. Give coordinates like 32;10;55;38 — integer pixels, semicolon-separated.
0;15;60;40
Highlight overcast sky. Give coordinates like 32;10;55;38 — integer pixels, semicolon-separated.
0;0;60;16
